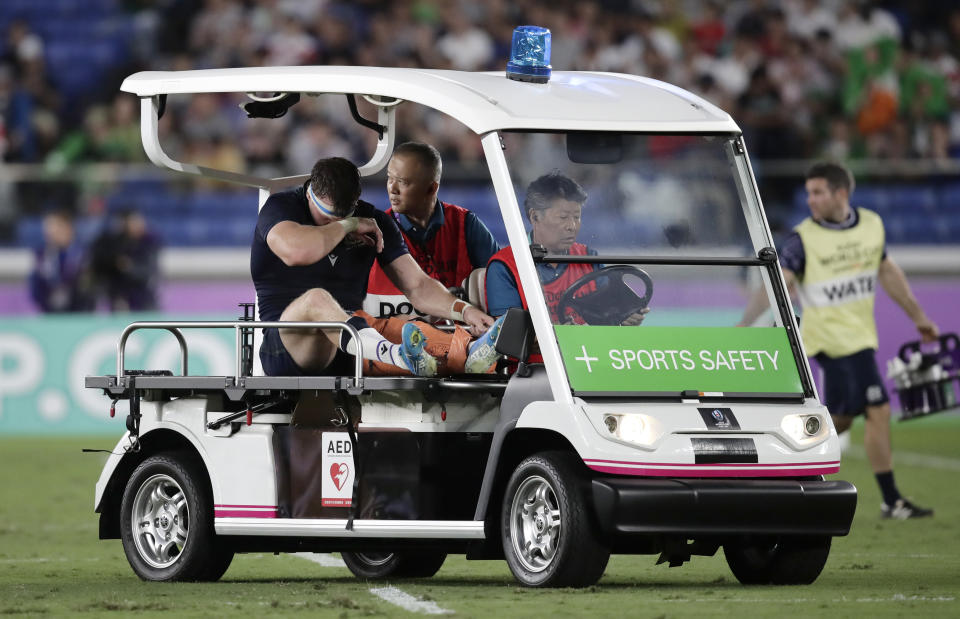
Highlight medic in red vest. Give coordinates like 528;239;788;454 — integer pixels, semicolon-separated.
485;171;648;327
364;142;499;320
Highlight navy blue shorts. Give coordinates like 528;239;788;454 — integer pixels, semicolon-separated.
259;327;356;377
815;348;889;417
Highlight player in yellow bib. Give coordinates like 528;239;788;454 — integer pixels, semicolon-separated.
742;162;939;519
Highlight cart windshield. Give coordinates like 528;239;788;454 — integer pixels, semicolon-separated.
499;132;807;398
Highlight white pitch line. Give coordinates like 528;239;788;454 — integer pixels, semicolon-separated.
292;552;347;567
369;586;454;615
654;595;954;604
844;445;960;471
0;557;102;564
852;595;955;603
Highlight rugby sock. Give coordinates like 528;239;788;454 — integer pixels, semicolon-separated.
339;315;410;370
876;471;901;506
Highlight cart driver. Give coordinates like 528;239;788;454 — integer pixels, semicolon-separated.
251;157;501;377
484;171;649;326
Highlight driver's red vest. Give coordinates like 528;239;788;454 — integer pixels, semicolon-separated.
486;243;594;323
363;203;474;319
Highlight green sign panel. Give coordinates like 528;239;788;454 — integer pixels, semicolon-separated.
554;326;802;394
0;313;235;435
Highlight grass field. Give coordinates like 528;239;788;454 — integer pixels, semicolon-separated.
1;414;958;618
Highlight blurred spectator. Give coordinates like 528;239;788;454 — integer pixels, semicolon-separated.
437;9;494;71
834;1;901;52
691;2;726;55
42;96;141;171
189;0;245;68
738;66;797;159
28;209;95;313
287;119;355;174
90;209;160;312
265;14;317;66
786;0;835;40
4;19;44;76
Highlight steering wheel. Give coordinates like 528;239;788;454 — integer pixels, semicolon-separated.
555;265;653;325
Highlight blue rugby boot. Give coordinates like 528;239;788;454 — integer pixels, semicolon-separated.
400;322;438;377
465;314;505;374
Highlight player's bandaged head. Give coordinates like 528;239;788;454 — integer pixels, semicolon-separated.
309;157;361;218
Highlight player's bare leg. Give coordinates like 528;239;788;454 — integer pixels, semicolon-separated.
279;287;436;376
863;403;893;473
278;288;348;372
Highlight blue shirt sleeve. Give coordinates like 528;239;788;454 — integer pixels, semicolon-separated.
374;207;410;266
485;259;524;317
464;211;501;267
255;193;301;243
778;231;805;278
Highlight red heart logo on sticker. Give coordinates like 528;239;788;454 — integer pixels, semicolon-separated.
330;462;349;490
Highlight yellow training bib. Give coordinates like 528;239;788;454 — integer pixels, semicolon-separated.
794;208;885;358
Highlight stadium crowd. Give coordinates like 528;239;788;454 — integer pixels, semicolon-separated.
3;0;960;172
3;0;960;249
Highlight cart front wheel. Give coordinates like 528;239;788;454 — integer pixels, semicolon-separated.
724;535;831;585
501;451;609;587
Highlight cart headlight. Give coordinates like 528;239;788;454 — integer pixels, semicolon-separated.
602;413;655;446
603;414;618;434
781;414;825;442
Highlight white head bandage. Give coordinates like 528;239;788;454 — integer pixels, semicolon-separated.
307;183;354;218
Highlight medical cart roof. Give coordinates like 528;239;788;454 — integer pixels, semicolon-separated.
121;66;739;135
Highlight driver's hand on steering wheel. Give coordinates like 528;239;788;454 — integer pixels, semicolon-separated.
620;307;650;326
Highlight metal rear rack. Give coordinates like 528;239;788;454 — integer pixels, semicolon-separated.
114;319;363;390
87;319;509;400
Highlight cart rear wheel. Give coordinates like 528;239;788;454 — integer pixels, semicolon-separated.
120;453;233;581
724;535;831;585
341;551;446;579
501;451;609;587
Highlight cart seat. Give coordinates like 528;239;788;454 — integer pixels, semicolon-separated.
462;268;487;312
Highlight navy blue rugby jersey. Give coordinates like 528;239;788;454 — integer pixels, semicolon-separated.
250;185;408;321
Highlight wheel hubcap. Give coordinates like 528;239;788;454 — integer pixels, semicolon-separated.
510;475;561;573
353;552;394;567
131;474;189;569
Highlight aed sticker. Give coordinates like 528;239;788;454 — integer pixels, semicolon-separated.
321;432;354;507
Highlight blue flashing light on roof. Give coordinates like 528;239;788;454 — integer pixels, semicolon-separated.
506;26;552;84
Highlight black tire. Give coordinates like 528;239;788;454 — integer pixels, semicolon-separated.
500;451;609;587
724;535;831;585
119;452;234;581
200;539;236;581
341;551;446;579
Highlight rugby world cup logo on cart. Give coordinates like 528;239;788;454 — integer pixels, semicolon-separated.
698;407;740;430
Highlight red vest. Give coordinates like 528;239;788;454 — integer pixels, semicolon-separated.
486;243;595;324
363;202;475;319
